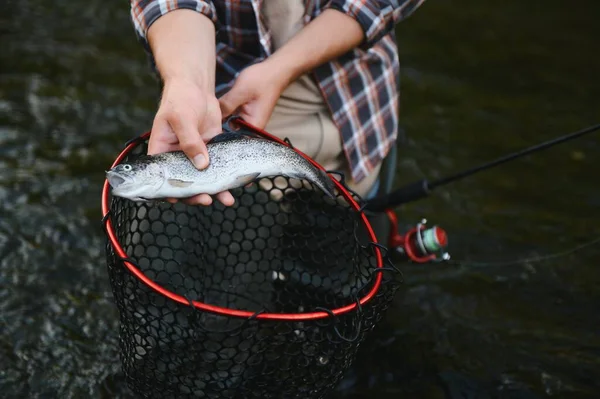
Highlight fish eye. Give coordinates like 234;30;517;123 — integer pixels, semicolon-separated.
122;164;132;171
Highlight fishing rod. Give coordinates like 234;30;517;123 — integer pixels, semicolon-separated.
365;122;600;212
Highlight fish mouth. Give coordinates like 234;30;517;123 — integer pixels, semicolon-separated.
106;170;130;189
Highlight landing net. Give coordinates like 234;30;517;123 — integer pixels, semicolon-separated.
101;118;401;398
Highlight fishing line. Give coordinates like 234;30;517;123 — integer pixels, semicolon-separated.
445;235;600;268
405;236;600;284
366;122;600;211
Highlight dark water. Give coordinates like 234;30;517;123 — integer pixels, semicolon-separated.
1;1;599;398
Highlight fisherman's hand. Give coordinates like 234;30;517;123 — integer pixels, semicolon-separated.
218;60;291;128
149;78;235;206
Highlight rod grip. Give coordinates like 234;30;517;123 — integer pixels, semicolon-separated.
364;179;430;212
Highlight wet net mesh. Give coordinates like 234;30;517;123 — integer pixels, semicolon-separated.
103;134;401;399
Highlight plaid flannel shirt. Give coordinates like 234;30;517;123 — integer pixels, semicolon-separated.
130;0;426;182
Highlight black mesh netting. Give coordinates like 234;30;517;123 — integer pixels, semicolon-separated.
103;136;401;399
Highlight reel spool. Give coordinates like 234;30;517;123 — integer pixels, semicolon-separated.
385;210;450;263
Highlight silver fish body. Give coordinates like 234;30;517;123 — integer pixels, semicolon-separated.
106;133;336;202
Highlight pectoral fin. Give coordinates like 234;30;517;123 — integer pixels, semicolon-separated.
235;173;260;186
167;178;194;188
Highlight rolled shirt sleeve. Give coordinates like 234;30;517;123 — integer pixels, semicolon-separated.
130;0;218;49
326;0;427;48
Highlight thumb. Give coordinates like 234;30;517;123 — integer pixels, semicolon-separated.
170;115;210;170
218;86;247;119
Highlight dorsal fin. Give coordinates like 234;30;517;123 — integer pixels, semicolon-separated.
207;131;249;144
208;125;266;144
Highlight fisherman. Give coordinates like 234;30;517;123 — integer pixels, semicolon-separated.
129;0;427;207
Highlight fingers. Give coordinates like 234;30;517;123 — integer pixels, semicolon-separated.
216;191;235;206
219;81;249;119
180;191;235;206
220;93;266;129
148;115;209;169
182;193;213;206
167;111;210;170
219;79;276;129
150;85;215;170
218;93;238;120
148;115;179;155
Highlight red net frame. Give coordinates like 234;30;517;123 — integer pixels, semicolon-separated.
101;117;384;321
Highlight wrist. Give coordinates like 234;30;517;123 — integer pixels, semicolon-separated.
162;71;213;93
262;53;303;90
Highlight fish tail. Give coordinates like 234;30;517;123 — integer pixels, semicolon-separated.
313;169;337;199
287;168;336;199
286;154;337;199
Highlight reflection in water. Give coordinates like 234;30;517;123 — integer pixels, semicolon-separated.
1;0;599;397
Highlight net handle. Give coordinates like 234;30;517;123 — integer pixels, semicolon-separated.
101;117;384;321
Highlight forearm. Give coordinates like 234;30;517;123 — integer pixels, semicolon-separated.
263;0;427;85
265;9;364;86
147;9;216;91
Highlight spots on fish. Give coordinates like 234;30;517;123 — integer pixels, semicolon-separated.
109;136;337;200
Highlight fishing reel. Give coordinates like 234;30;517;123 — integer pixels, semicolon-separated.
385;210;450;264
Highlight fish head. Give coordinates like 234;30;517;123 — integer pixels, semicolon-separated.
106;161;165;200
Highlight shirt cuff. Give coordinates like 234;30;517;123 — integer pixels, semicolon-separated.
130;0;218;49
325;0;426;48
